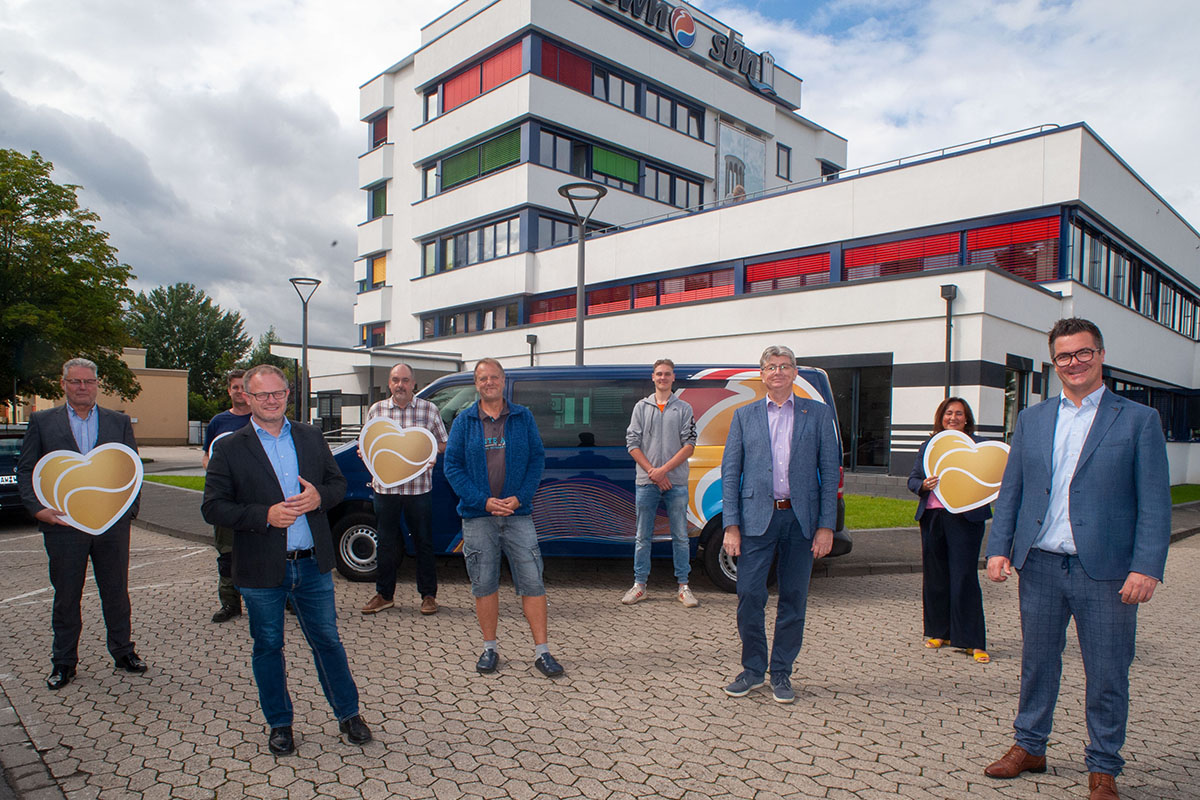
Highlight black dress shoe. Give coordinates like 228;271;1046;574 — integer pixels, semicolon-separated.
211;604;242;623
476;649;499;674
533;652;564;678
46;666;75;690
114;653;148;673
268;726;294;755
338;714;372;745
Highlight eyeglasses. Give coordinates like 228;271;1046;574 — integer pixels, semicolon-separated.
1052;348;1098;368
63;378;99;387
247;390;288;402
761;364;796;374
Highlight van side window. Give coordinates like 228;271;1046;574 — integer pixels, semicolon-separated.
513;380;645;447
425;383;479;430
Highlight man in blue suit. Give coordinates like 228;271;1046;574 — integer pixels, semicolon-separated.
984;318;1170;800
721;345;840;703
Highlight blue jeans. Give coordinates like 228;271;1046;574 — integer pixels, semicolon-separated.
633;483;690;584
1013;549;1138;776
239;557;360;728
461;515;545;597
736;508;815;679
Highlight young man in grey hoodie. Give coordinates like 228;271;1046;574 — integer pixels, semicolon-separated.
623;359;699;607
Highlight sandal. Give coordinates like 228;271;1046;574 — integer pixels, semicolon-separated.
967;649;990;663
924;638;945;649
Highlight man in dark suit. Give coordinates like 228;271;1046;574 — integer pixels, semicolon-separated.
720;345;840;703
17;357;147;690
984;318;1170;800
202;364;371;756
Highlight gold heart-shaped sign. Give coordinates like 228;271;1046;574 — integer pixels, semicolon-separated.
32;443;144;535
922;430;1010;513
358;417;438;488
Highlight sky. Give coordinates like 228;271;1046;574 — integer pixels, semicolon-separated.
2;0;1197;349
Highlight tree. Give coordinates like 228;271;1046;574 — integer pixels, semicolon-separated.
125;282;252;401
0;149;139;404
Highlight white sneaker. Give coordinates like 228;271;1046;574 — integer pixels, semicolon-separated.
621;583;647;605
677;585;699;607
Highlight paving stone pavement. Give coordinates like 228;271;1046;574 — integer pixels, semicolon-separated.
0;513;1198;799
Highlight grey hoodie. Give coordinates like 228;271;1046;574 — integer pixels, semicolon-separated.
625;393;697;487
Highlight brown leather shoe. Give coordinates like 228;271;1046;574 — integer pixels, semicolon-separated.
984;744;1047;778
1088;772;1119;799
420;595;438;615
361;594;394;614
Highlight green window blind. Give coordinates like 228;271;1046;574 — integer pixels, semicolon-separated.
480;129;521;173
592;146;638;184
441;148;481;189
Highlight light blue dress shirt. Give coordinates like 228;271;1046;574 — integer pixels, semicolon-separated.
766;394;794;501
67;404;99;454
251;418;314;551
1033;385;1106;554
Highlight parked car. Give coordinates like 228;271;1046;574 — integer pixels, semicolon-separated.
328;365;850;592
0;427;27;516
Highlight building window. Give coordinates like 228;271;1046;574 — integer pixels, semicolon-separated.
540;41;592;93
537;216;578;250
820;160;840;181
420;216;521;275
746;252;829;292
528;294;577;323
844;232;959;280
368;184;387;220
442;41;524;113
362;324;385;348
536;127;701;206
537;130;588;177
434;128;521;192
593;67;637;112
424;90;439;122
587;286;631;315
776;144;791;181
423;166;437;198
369;113;388;149
966;217;1059;283
369;254;386;288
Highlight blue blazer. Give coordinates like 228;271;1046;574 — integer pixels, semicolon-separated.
908;435;993;523
721;396;841;538
985;390;1171;582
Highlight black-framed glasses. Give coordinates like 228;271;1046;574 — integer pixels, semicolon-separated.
247;390;288;402
1052;347;1098;368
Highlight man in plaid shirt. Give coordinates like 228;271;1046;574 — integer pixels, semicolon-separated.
361;364;448;616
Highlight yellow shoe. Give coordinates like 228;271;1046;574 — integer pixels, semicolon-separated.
968;649;990;663
924;638;945;649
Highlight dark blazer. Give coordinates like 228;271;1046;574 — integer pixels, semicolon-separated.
721;396;841;538
985;390;1170;582
17;405;140;531
908;435;993;523
201;420;346;588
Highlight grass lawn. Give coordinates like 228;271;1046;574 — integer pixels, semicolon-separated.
144;475;205;492
1171;484;1200;504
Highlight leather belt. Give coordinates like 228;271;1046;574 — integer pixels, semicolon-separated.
285;548;314;561
773;499;792;510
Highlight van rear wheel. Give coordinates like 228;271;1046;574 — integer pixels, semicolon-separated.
332;511;382;582
702;518;779;594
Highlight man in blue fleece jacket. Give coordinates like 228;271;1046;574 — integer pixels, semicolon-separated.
443;358;563;678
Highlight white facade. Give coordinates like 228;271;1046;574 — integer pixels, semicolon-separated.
297;0;1200;480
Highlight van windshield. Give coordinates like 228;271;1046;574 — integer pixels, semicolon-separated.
425;383;479;430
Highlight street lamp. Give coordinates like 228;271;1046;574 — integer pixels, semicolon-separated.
289;276;321;423
940;284;958;399
557;182;607;366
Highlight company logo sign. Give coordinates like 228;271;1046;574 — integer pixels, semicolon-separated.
32;443;144;535
596;0;683;43
922;430;1010;513
709;33;775;94
358;416;438;488
670;7;696;48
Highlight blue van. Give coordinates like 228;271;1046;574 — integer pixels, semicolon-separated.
328;364;850;592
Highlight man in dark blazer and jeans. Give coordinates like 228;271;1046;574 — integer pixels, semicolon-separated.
202;364;371;756
18;357;148;690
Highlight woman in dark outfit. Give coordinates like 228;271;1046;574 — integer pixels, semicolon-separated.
908;397;990;663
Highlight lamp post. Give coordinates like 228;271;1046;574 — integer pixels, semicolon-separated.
940;284;958;399
289;277;321;423
557;182;607;366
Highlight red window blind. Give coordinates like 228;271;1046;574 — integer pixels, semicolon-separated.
370;114;387;148
540;41;592;94
528;294;576;323
746;253;830;282
634;281;658;308
586;286;630;315
660;269;735;305
481;42;522;92
967;217;1059;250
443;65;481;112
844;232;959;268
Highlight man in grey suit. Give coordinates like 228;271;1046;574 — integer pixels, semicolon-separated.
720;345;840;703
984;318;1170;800
17;357;147;690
